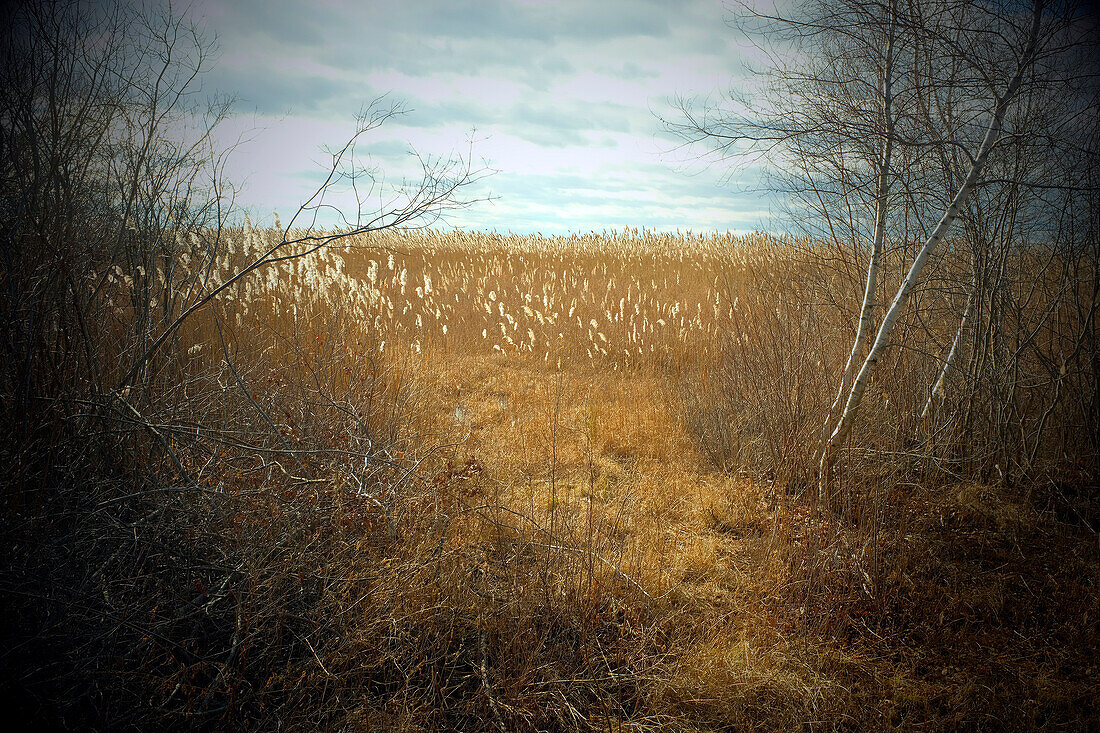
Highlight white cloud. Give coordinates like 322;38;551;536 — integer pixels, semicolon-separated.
192;0;775;232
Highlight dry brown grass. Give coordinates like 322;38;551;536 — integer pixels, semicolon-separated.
3;226;1096;730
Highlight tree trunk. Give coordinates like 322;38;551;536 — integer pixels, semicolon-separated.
921;284;975;422
819;12;896;482
818;3;1043;494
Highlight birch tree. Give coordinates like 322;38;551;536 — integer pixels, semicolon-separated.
818;0;1042;489
664;0;1097;494
913;3;1100;481
820;0;898;470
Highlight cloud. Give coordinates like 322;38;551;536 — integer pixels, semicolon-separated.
442;162;771;234
185;0;773;233
396;96;492;128
210;67;353;115
610;62;660;81
411;0;548;41
385;0;672;42
509;99;633;135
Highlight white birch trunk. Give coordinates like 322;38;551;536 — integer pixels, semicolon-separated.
819;9;896;471
921;285;975;421
818;5;1042;491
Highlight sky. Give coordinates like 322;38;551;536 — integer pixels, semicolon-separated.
188;0;770;234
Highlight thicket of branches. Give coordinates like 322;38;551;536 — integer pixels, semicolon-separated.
0;1;502;728
2;0;1097;728
666;0;1099;494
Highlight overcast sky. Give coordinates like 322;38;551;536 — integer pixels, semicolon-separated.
191;0;768;234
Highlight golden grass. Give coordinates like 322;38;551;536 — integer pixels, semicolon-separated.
11;225;1095;730
188;227;1092;729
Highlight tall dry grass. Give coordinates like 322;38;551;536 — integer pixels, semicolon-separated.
4;224;1097;730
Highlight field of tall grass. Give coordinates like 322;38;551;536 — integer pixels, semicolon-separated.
4;225;1097;730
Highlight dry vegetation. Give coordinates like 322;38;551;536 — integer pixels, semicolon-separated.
6;223;1096;730
4;0;1098;728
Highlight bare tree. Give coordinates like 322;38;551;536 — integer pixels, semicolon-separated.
116;97;490;393
818;1;1045;492
663;0;1097;495
1;1;493;725
0;0;489;411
